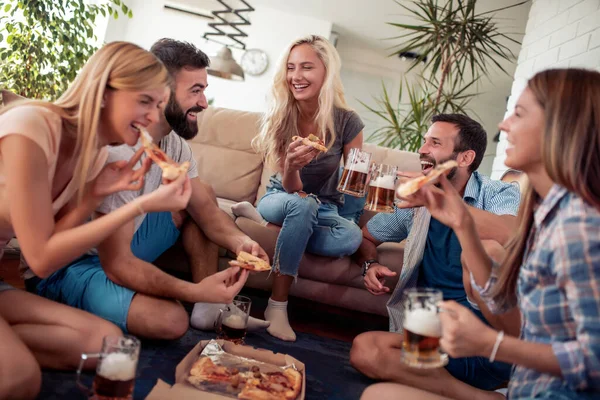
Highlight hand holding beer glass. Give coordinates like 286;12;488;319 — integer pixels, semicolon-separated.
77;335;140;400
337;148;372;197
215;295;251;345
364;164;398;213
400;288;449;369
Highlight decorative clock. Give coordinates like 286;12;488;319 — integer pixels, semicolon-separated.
240;48;269;76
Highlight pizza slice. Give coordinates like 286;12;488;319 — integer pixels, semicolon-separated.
228;251;271;272
292;133;327;152
238;368;302;400
135;124;191;181
395;160;458;198
188;356;235;384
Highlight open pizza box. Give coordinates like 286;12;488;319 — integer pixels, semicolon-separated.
145;339;306;399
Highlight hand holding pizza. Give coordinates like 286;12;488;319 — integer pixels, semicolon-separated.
138;171;192;213
285;139;320;172
234;238;269;264
194;267;249;304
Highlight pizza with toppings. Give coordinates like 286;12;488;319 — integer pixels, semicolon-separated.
395;160;458;198
135;124;190;181
187;356;302;400
291;134;327;153
228;251;271;272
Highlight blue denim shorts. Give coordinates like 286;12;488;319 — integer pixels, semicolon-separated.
37;212;180;332
445;355;512;391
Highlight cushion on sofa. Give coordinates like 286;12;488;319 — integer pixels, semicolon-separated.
191;106;264;204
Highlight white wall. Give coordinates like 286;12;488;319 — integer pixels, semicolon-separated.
491;0;600;179
100;0;331;112
336;37;423;145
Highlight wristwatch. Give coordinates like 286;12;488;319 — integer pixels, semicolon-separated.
362;259;379;277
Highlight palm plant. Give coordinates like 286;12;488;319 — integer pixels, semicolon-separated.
365;0;528;152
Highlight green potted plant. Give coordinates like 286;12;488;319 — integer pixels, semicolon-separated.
0;0;132;100
365;0;528;152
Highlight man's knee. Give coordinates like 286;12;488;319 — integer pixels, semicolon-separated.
0;351;41;400
143;302;189;340
160;304;189;339
350;332;379;376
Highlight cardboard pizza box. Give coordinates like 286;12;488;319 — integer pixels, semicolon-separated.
145;339;306;399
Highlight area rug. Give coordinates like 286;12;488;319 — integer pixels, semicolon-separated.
38;328;376;399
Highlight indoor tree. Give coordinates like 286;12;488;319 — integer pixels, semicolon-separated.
365;0;528;152
0;0;132;100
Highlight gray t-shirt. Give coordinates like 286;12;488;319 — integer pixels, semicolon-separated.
269;108;364;205
97;131;198;233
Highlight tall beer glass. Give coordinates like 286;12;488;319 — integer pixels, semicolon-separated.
337;148;372;197
77;335;140;400
364;164;398;213
400;288;448;369
216;295;251;345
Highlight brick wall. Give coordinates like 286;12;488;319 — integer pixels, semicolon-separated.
491;0;600;179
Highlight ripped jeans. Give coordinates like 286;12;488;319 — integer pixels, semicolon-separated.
256;189;363;277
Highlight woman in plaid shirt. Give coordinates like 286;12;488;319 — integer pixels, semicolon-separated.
362;68;600;400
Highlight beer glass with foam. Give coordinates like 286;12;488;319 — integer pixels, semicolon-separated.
364;164;398;213
77;335;140;399
216;295;251;345
337;148;372;197
400;288;448;369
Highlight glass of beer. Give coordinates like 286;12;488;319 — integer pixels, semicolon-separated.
400;288;448;369
215;295;251;345
364;163;398;213
77;335;140;400
337;148;372;197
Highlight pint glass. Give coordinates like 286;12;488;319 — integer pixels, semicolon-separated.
77;335;140;399
364;164;397;213
216;295;251;345
337;148;372;197
400;288;448;369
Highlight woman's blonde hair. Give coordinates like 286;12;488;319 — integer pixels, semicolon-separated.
252;35;350;169
492;68;600;308
1;41;169;202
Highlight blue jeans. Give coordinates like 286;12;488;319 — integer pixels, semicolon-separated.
37;212;180;332
256;189;363;277
338;193;367;224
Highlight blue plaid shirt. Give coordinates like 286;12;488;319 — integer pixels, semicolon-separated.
367;171;520;331
473;185;600;398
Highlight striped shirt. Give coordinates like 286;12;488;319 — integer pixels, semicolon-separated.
472;185;600;398
367;171;520;332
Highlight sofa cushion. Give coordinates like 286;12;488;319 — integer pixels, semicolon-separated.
190;107;264;204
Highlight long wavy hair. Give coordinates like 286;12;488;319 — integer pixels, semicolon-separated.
492;68;600;308
1;41;169;202
252;35;350;170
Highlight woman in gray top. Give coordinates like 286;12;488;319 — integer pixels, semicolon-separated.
252;35;364;342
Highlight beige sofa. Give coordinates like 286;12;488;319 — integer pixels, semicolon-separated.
185;106;420;317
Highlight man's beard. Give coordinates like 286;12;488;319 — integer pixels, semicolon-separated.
164;97;204;140
420;153;459;181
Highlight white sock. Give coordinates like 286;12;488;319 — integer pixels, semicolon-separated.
231;201;268;226
264;298;296;342
190;302;270;331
